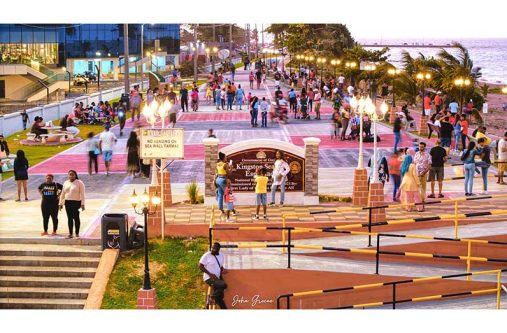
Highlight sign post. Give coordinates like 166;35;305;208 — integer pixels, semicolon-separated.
140;128;184;238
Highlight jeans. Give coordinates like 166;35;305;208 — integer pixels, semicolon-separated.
454;132;461;150
394;132;401;152
64;200;81;235
88;151;98;174
390;174;401;200
237;97;243;109
215;176;227;211
475;161;490;191
227;94;234;110
250;108;258;126
261;112;267;127
271;178;286;203
464;163;475;194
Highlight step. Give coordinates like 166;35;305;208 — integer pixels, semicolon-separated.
0;276;94;289
0;256;100;268
0;266;97;278
0;250;102;258
0;238;101;246
0;287;89;299
0;298;86;309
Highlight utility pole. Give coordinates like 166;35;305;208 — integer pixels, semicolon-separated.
246;24;250;59
193;23;198;82
229;24;233;62
123;24;130;94
212;24;216;75
140;24;144;89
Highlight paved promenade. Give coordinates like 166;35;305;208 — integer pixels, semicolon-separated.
1;67;506;238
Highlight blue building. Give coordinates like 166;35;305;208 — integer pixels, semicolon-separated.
0;24;180;77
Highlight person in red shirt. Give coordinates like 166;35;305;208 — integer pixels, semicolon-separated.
460;115;469;149
434;92;443;113
423;93;432;116
388;151;402;201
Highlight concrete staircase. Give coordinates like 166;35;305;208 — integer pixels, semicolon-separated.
0;243;102;309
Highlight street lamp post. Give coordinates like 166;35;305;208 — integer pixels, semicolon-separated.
364;64;377;101
330;59;341;78
387;68;401;107
350;95;365;169
416;72;432;115
368;101;390;183
130;188;161;291
345;61;357;86
454;77;471;114
95;52;101;91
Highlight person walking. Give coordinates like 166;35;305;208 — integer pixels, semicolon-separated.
38;174;62;236
399;155;424;212
453;114;462;152
129;86;142;121
460;115;469;150
269;150;290;206
461;141;479;196
439;116;454;153
340;108;350;141
250;95;259;128
226;85;234;111
414;142;432;202
59;170;85;239
260;97;269;128
313;89;322;120
255;69;262;89
199;242;227;309
249;71;255;89
388;151;402;201
475;137;492;194
99;124;117;176
215;152;230;215
180;85;189;112
428;140;447;198
236;84;245;110
393;116;402;152
86;132;99;175
497;131;507;185
126;131;140;178
14;149;29;201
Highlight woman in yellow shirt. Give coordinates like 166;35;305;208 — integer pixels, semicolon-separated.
399;155;424;212
215;152;230;214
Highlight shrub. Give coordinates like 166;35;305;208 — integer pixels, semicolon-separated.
186;179;200;204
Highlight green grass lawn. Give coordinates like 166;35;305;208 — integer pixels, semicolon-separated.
101;237;209;309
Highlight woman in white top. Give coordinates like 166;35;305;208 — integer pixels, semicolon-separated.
59;170;85;239
269;150;290;206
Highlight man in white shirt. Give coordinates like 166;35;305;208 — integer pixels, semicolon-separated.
497;131;507;185
199;242;227;309
99;124;117;176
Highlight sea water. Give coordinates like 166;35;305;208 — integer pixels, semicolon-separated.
360;38;507;85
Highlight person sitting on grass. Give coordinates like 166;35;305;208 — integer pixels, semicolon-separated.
253;167;268;220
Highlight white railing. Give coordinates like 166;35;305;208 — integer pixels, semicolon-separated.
0;81;147;137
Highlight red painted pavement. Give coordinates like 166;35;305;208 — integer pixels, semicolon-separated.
29;154;128;174
178;112;251;122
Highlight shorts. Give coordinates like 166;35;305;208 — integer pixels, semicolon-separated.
498;160;507;173
256;193;267;205
103;150;113;162
226;202;235;211
169;113;177;123
428;167;444;182
441;137;451;147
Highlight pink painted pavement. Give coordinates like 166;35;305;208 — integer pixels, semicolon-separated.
178;112;251;122
29;153;128;174
290;132;414;149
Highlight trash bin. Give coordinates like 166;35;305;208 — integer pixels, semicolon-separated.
101;213;128;251
128;222;145;250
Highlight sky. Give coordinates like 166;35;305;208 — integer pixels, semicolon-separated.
2;0;506;40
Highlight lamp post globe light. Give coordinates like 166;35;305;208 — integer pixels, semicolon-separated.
387;68;401;107
367;100;390;183
330;59;341;77
454;77;471;114
416;72;432;115
130;188;160;291
502;87;507;94
345;61;357;85
350;95;366;169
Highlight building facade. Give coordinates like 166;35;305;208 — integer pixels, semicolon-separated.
0;24;180;74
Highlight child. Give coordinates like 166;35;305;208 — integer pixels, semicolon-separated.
205;84;212;103
254;167;269;220
224;179;236;222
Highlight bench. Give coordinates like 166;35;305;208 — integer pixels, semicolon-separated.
26;133;36;141
427;122;441;138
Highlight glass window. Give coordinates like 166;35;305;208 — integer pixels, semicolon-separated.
45;30;57;43
34;30;45;43
22;29;33;43
10;27;21;43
